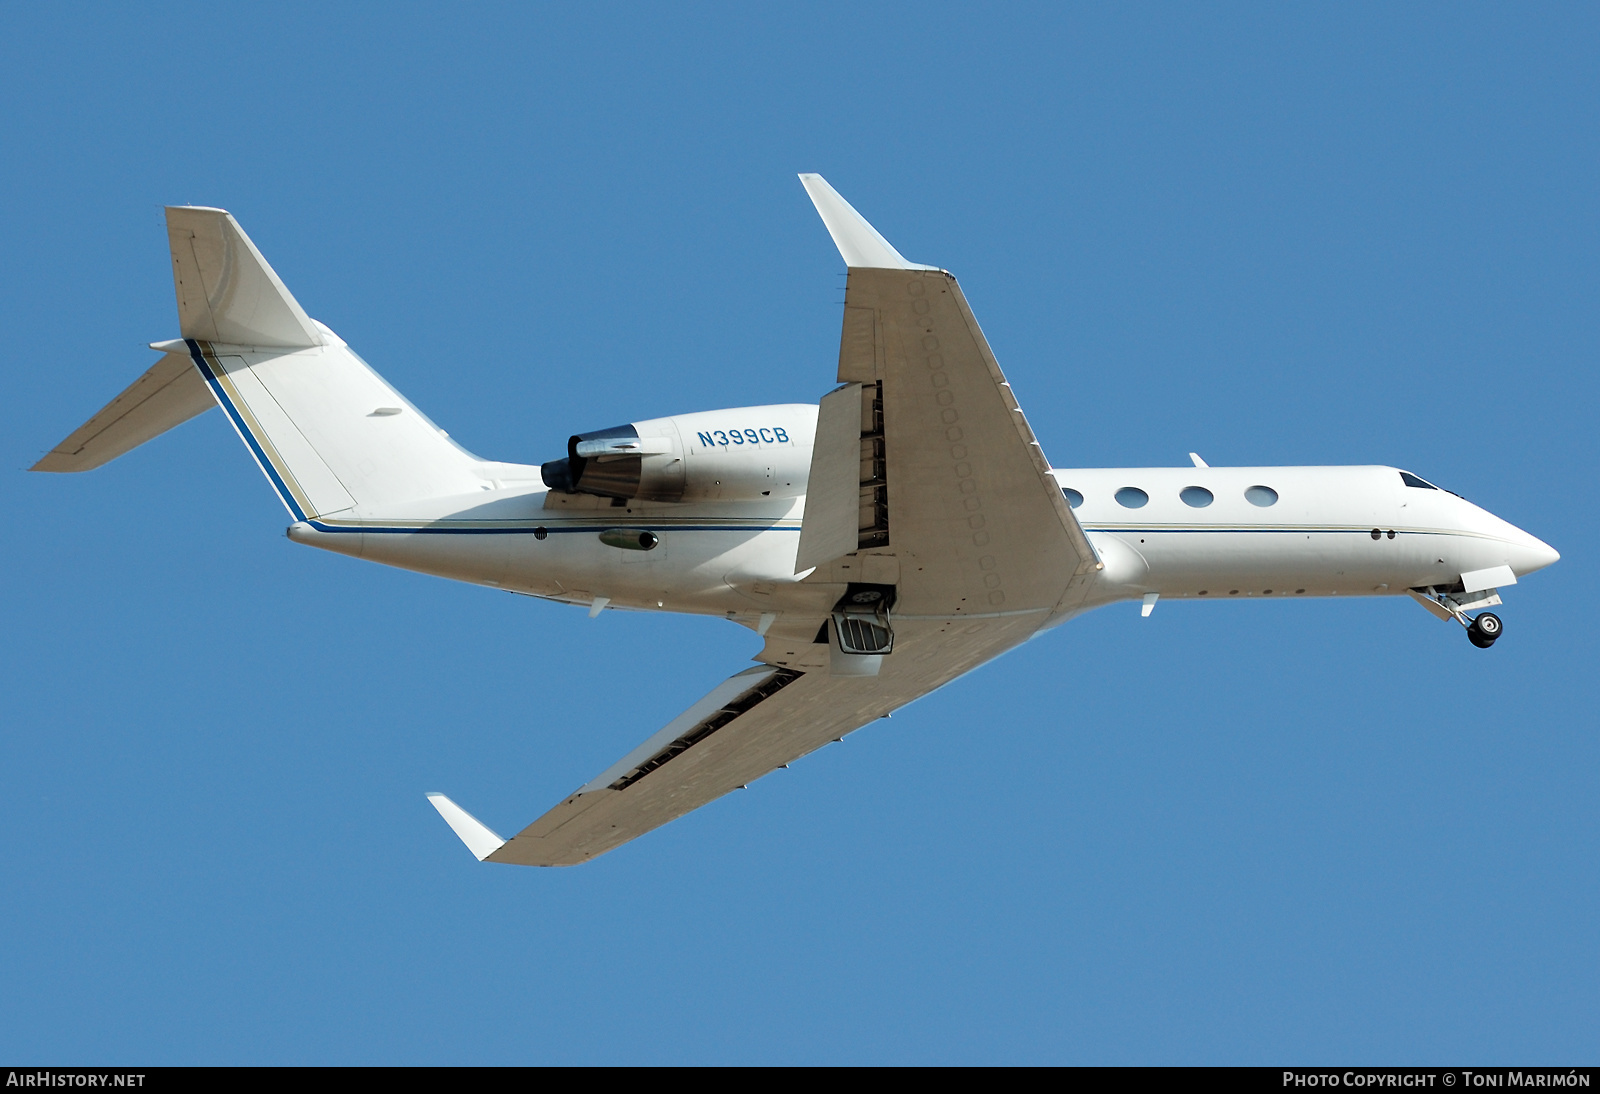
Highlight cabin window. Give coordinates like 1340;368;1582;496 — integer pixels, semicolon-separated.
1400;471;1437;490
1180;486;1213;508
1244;485;1278;507
1062;487;1083;508
1114;487;1148;509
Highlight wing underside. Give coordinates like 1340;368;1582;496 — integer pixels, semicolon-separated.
473;611;1050;866
432;174;1099;866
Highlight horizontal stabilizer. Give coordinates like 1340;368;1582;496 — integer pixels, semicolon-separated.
32;351;215;472
426;794;506;861
798;174;937;271
167;206;324;349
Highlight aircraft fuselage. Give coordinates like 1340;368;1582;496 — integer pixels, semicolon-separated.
288;441;1558;630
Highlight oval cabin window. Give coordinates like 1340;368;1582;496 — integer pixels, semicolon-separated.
1114;487;1149;509
1180;486;1213;508
1062;487;1084;508
1245;485;1279;507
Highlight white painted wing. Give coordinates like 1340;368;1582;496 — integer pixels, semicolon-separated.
799;263;1100;613
426;793;505;860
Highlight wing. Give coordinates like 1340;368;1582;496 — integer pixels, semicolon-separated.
794;173;1099;616
433;605;1075;867
429;175;1102;866
486;665;862;867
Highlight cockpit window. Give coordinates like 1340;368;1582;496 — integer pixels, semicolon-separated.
1399;471;1438;490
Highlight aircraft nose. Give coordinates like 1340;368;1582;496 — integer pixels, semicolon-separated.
1510;530;1560;576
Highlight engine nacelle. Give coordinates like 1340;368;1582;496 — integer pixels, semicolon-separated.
541;404;817;503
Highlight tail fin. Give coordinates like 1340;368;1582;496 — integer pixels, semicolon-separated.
169;206;489;520
37;206;490;520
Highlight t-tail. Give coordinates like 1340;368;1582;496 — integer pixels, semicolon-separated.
32;207;491;522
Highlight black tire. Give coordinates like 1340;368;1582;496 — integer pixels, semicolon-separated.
1467;627;1495;648
1475;612;1503;639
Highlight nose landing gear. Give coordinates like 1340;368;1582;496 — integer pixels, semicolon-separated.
1467;612;1502;648
1408;587;1506;649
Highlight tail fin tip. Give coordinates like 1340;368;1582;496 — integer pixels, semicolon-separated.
165;205;324;350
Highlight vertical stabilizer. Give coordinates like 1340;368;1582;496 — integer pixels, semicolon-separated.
36;206;499;515
164;209;488;516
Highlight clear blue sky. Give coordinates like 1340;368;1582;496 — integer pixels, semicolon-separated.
2;3;1595;1064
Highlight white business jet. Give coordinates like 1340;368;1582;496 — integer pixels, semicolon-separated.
35;176;1558;867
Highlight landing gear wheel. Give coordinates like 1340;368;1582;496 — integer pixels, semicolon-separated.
1467;612;1502;648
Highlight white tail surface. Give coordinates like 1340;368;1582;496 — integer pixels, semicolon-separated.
168;206;324;348
192;336;485;519
166;207;487;518
32;351;215;472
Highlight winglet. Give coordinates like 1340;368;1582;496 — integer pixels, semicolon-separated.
798;174;938;271
426;793;506;861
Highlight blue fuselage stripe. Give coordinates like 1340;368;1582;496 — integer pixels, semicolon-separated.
301;522;1451;538
303;520;802;535
188;340;309;523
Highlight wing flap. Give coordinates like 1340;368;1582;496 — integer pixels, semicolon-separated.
794;384;869;571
